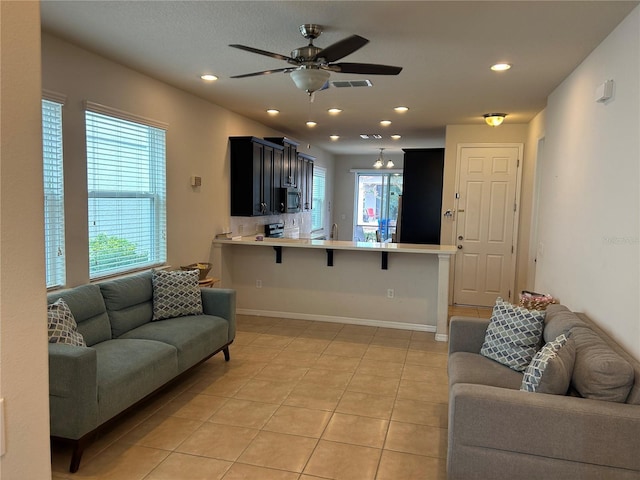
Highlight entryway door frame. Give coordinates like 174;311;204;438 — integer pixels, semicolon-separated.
452;143;524;306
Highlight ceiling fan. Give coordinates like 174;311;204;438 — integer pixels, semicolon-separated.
229;24;403;95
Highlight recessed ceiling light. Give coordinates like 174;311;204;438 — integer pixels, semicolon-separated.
330;135;340;141
391;134;402;140
266;109;280;115
380;120;392;127
328;108;343;114
200;74;218;81
306;121;317;128
490;63;511;72
394;106;409;113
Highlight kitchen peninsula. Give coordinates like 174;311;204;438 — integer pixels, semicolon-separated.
212;237;456;340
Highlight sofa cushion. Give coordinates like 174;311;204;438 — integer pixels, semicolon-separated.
93;338;178;424
99;270;154;338
152;269;203;321
449;351;523;390
48;298;86;347
570;325;634;403
543;304;586;343
47;284;112;346
119;314;229;373
480;298;545;372
521;334;575;394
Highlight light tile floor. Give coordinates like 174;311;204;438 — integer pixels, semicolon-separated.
51;306;488;480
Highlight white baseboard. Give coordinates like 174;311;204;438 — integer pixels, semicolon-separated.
434;333;449;343
236;308;437;333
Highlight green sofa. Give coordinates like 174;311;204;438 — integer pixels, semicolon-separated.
447;304;640;480
47;270;236;472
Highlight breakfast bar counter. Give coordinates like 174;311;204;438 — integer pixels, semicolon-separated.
212;237;457;340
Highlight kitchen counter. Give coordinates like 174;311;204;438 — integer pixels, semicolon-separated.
212;238;457;341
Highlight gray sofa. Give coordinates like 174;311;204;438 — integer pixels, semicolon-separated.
47;270;236;472
447;304;640;480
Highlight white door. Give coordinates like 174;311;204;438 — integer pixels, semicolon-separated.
453;145;521;306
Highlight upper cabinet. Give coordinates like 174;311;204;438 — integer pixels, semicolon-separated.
298;152;314;211
265;137;298;188
229;137;284;216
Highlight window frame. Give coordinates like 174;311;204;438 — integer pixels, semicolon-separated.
84;102;168;279
311;165;327;234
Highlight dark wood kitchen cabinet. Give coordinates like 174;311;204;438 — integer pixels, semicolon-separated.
229;137;284;216
298;152;314;211
265;137;299;188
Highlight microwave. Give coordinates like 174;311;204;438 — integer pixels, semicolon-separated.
278;187;301;213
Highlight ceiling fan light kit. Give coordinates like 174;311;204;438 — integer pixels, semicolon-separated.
290;68;331;93
484;113;507;126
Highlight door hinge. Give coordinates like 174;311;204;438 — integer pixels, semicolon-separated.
511;245;514;254
508;289;512;299
514;203;517;212
517;159;520;167
455;192;460;199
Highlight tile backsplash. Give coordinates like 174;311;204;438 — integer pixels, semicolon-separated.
229;212;312;238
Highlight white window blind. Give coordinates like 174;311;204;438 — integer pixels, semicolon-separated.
42;99;66;288
85;106;167;278
312;166;326;232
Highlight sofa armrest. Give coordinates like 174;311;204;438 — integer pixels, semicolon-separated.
449;383;640;473
48;343;98;439
448;316;490;354
201;288;236;342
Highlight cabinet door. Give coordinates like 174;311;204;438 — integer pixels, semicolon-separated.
272;148;284;212
262;145;274;214
305;159;314;210
252;142;264;216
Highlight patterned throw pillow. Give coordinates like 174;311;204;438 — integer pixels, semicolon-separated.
48;298;86;346
521;334;575;394
480;298;546;372
152;269;203;321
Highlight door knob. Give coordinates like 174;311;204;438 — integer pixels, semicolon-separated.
457;245;463;249
458;235;464;241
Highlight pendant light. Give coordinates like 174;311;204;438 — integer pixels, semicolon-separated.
373;148;385;169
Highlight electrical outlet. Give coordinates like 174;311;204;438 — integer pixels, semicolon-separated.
387;288;394;298
256;279;262;288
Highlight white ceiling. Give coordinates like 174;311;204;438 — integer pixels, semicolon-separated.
40;1;638;155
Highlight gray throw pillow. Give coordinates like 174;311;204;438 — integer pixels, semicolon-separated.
480;298;545;372
48;298;86;347
570;325;634;403
152;269;203;321
521;334;575;394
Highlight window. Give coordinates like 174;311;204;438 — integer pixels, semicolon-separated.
85;103;167;278
353;172;403;242
312;166;326;233
42;99;66;288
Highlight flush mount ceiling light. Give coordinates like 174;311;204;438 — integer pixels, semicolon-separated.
490;63;511;72
328;108;343;114
394;106;409;112
484;113;507;127
200;74;218;81
266;109;280;115
290;68;331;94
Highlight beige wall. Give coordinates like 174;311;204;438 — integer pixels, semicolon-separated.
0;2;52;477
41;33;335;287
534;6;639;358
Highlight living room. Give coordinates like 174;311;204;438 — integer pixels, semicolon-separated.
1;1;639;479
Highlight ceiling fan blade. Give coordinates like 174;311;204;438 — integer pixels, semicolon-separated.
230;68;295;79
313;34;369;62
229;44;296;63
330;62;403;75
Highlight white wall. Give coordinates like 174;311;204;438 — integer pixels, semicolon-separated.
0;2;52;478
535;7;639;358
41;33;335;287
